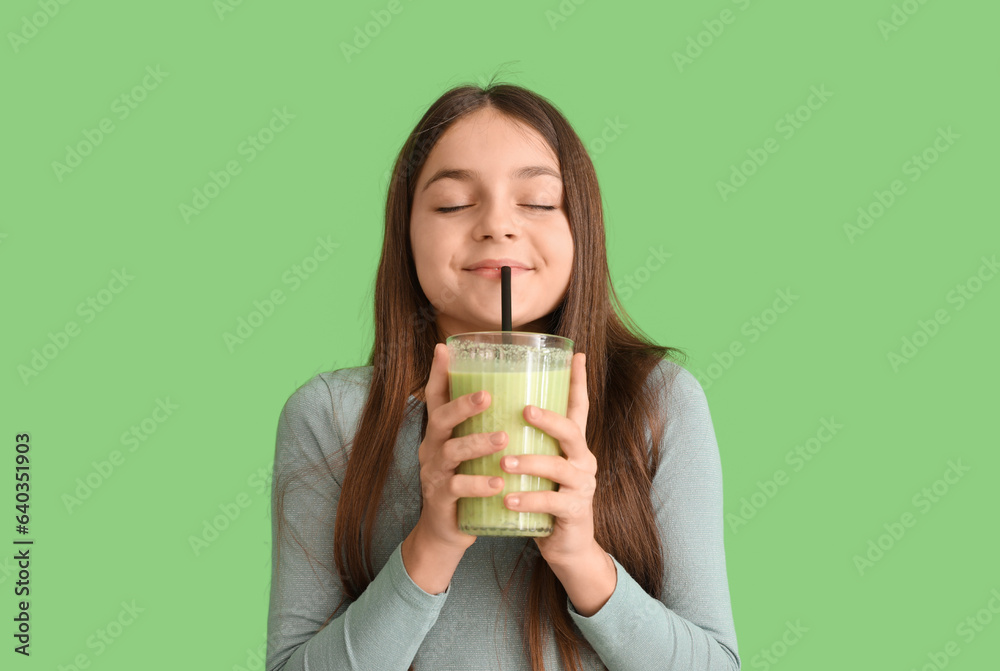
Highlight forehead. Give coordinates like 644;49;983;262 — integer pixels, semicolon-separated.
422;109;558;174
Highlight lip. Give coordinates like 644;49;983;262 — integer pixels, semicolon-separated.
464;258;532;271
465;267;532;279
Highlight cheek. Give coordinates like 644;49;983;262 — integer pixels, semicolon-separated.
562;232;575;271
410;219;435;264
409;221;433;286
547;226;575;274
410;220;452;286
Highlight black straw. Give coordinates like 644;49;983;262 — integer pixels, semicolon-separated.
501;266;512;344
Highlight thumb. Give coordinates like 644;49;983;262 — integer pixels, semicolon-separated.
425;342;449;410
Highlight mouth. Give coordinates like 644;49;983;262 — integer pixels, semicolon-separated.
464;267;533;279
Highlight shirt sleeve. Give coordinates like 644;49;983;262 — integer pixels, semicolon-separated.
565;363;741;671
266;374;451;671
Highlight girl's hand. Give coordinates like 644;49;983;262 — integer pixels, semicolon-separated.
500;352;595;566
415;343;508;553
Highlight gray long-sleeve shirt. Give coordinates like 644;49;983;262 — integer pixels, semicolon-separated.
266;359;741;671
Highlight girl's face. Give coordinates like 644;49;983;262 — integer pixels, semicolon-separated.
410;108;574;340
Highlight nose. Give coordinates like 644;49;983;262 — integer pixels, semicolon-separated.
472;199;520;240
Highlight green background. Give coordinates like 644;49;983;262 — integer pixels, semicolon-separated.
3;0;998;669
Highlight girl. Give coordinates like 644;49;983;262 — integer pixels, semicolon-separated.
266;79;741;671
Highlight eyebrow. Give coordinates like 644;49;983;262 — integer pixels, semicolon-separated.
420;165;562;193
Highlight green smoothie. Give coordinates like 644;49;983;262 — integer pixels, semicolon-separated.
450;366;571;536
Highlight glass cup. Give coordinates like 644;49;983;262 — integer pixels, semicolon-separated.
446;331;574;537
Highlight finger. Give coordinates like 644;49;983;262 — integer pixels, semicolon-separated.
566;352;589;435
501;454;584;488
424;343;450;414
427;386;492;447
450;473;505;499
424;343;463;444
441;431;507;471
523;405;587;461
503;490;576;517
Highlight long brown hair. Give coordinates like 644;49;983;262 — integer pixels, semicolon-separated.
275;76;688;670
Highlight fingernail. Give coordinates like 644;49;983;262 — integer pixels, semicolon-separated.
504;456;518;469
526;405;538;419
472;390;485;404
489;477;503;488
490;431;505;445
507;496;519;508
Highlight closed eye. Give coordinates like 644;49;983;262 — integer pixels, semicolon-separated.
436;205;556;213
